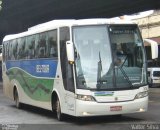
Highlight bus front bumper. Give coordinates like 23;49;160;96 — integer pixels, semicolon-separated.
75;96;148;117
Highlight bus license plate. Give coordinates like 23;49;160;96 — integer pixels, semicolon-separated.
110;106;122;111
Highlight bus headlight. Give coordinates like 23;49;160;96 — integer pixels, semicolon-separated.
76;94;96;101
135;91;148;99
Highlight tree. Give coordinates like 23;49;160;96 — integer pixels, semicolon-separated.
0;0;2;11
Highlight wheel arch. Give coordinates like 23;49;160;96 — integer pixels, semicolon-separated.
12;81;20;101
51;90;59;111
13;85;18;101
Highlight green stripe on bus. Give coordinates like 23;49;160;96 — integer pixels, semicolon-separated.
7;68;54;102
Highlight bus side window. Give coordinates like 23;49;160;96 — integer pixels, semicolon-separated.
17;38;21;60
5;42;10;61
17;37;26;60
12;39;18;60
10;39;17;60
9;39;17;60
26;35;35;59
34;34;39;58
8;41;12;60
2;42;8;61
38;33;47;58
2;43;6;61
47;30;58;58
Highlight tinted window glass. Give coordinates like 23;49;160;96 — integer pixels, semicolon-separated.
47;30;58;58
37;32;47;58
60;27;75;92
17;37;26;59
26;35;36;59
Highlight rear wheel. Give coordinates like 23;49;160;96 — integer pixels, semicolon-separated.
56;98;63;121
115;114;122;117
14;88;21;108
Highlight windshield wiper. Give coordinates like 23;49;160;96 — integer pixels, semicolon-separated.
116;55;133;87
118;67;133;87
96;52;108;89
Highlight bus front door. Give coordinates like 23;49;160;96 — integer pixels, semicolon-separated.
60;44;75;115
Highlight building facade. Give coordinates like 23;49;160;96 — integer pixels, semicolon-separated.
134;10;160;44
134;10;160;67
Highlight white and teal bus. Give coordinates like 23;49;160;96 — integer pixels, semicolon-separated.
2;19;151;120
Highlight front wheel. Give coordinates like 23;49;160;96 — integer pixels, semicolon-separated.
56;98;64;121
114;114;122;118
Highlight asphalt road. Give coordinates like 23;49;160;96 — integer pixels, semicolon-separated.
0;82;160;130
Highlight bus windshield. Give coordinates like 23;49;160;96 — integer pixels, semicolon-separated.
73;25;147;90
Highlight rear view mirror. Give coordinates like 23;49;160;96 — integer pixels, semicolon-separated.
144;39;158;59
66;41;75;64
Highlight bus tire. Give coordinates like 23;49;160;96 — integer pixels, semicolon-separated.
114;114;122;118
56;98;63;121
14;88;21;109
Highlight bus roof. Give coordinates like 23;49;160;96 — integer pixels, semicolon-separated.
3;19;135;42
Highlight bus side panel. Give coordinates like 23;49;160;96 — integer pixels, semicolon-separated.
12;79;53;110
2;63;14;100
52;60;72;115
4;59;58;110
